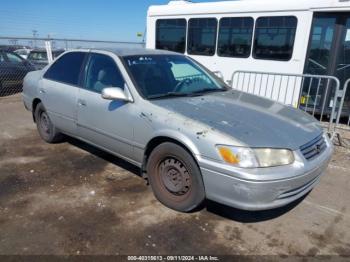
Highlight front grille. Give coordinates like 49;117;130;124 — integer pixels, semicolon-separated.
300;134;327;161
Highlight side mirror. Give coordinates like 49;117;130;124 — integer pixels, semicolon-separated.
101;87;132;102
213;71;224;80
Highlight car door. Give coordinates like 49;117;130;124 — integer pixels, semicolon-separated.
77;52;135;161
40;51;87;135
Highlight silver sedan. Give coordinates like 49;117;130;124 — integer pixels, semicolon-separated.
22;48;333;212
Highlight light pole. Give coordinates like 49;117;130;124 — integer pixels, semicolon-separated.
32;30;38;48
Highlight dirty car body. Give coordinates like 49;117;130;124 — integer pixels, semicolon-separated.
22;48;333;212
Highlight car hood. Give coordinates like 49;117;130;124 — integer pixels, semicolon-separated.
150;90;323;150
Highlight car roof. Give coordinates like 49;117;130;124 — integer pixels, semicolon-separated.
80;47;179;57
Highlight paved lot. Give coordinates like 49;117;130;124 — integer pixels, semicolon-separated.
0;94;349;256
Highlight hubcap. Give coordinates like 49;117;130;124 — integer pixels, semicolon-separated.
159;158;191;196
40;112;50;135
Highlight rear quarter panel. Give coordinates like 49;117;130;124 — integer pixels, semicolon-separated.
22;70;44;112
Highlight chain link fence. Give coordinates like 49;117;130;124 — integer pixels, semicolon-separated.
0;36;144;96
334;79;350;147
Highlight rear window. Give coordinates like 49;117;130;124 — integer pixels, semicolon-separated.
6;52;24;63
44;52;86;86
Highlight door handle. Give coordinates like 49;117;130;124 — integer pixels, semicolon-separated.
78;99;87;107
39;88;46;94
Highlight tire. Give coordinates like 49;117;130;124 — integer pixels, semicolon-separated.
34;102;64;143
146;142;205;212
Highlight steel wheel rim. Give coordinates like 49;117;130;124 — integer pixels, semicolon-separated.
40;111;51;135
158;157;191;196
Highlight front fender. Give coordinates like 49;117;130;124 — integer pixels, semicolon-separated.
149;129;202;157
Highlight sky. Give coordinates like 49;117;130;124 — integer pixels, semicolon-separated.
0;0;223;42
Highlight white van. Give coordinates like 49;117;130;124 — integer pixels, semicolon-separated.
146;0;350;111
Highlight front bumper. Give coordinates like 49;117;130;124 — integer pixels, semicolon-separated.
198;137;334;211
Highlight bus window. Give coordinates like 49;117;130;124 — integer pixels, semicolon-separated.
188;18;218;56
156;19;187;53
253;16;298;61
218;17;254;58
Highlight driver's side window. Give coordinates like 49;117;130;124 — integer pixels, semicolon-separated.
85;53;125;93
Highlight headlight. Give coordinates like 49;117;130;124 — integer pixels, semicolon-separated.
217;146;294;168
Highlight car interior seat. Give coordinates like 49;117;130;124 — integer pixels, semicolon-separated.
94;67;122;93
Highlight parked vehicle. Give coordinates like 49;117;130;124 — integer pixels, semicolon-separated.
22;48;333;212
0;45;30;52
0;49;35;95
147;0;350;114
27;49;65;70
14;48;32;59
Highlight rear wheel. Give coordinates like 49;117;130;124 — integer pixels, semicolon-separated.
35;102;63;143
146;142;205;212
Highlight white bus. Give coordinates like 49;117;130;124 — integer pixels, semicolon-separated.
146;0;350;112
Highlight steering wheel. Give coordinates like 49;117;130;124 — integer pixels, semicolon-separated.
174;78;192;93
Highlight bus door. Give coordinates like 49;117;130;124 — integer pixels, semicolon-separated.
302;12;350;116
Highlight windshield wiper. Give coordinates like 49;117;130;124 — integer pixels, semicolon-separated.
148;92;195;100
188;88;226;95
148;88;226;100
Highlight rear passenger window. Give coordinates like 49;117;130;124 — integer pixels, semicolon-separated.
85;53;125;93
218;17;254;58
188;18;218;56
44;52;86;86
156;19;187;53
253;16;298;61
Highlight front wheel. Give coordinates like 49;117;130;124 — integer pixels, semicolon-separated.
146;142;205;212
34;102;63;143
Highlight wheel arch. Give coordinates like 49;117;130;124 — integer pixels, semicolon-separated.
142;133;201;176
32;98;42;122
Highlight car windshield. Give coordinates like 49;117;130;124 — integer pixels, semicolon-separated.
123;55;227;99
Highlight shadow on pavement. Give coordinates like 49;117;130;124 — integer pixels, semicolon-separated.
65;136;141;177
206;193;309;223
